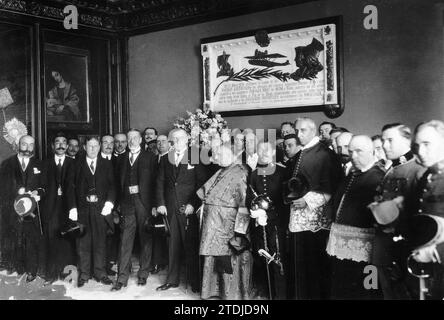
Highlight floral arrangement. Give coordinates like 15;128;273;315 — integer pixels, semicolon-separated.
173;108;230;146
3;117;27;151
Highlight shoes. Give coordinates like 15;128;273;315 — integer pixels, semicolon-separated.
156;283;179;291
151;265;160;274
151;264;165;274
107;269;117;276
96;276;113;285
77;278;88;288
26;274;36;282
137;277;147;286
111;282;126;291
191;287;200;294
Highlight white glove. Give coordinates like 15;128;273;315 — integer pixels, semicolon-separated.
101;201;114;216
250;208;266;219
30;190;41;202
69;208;78;221
157;206;167;216
257;214;268;226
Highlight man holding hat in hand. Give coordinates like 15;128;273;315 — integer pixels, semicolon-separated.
69;136;116;287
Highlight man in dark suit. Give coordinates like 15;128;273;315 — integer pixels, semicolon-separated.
113;132;128;158
0;135;45;282
69;136;116;287
156;128;207;292
66;137;80;160
150;134;170;274
100;134;120;276
40;132;76;284
111;129;157;291
143;127;158;155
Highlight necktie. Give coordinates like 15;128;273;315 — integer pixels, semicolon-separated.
90;160;95;174
21;157;26;171
175;152;181;167
56;158;62;185
130;153;135;166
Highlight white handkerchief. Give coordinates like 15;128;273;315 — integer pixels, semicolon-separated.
187;164;195;170
33;167;41;174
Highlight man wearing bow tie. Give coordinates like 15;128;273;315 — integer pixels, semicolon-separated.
40;132;76;284
100;135;114;161
113;132;128;158
0;135;45;281
69;136;116;287
111;129;157;291
156;128;207;292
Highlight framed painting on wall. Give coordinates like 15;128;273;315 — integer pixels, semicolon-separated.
44;43;91;126
201;16;344;118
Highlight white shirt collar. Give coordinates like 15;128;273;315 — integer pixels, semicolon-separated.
17;155;30;167
174;147;187;155
359;160;376;173
129;147;141;155
87;157;97;165
301;136;320;150
54;154;66;165
101;152;112;160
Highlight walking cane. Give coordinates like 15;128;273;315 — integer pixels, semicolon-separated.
35;201;43;236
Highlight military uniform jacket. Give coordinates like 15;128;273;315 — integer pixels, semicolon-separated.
372;154;425;266
246;163;288;228
411;160;444;265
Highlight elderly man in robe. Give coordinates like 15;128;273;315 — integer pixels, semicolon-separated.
197;144;252;300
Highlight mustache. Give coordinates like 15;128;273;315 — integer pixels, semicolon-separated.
339;154;350;164
56;147;66;151
19;149;33;156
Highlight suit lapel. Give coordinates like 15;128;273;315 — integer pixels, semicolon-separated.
120;152;129;189
14;156;24;186
176;149;189;180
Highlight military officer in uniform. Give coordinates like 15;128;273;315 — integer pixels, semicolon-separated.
368;123;425;299
406;120;444;299
247;140;288;299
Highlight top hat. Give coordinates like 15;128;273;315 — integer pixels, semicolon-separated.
14;193;37;220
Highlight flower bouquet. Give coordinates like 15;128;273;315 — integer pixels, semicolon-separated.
173;107;229;147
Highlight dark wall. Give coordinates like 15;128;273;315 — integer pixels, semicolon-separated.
128;0;444;136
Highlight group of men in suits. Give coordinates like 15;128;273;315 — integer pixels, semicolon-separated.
1;116;444;300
